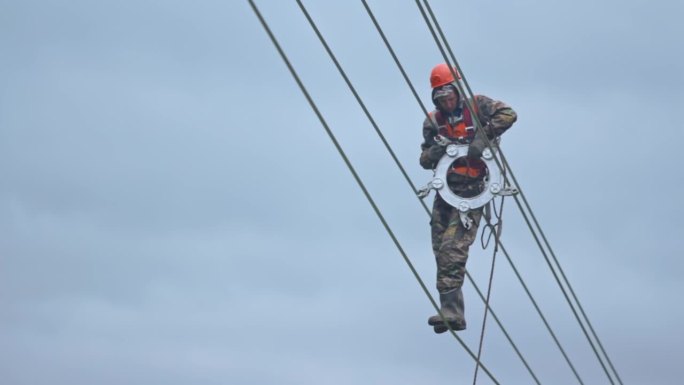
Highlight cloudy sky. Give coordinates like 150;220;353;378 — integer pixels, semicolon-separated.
1;0;683;384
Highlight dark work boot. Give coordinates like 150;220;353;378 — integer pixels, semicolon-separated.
427;288;466;334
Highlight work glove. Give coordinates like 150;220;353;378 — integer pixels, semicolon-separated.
467;134;486;158
427;144;446;162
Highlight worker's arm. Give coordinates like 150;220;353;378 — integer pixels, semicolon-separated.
419;116;443;170
474;94;517;138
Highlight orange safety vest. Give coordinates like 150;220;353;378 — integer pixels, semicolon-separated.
429;107;486;178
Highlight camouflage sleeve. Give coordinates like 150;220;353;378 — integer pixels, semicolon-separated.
474;94;517;138
419;116;438;169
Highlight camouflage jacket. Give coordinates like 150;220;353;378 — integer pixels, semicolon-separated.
419;94;517;171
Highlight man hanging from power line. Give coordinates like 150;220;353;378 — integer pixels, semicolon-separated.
420;63;517;333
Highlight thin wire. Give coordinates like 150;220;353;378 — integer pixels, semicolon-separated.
472;198;503;385
246;1;500;383
498;240;586;384
513;183;616;385
480;197;504;250
417;0;621;383
298;1;540;382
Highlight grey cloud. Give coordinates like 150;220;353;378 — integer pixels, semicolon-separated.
2;1;682;384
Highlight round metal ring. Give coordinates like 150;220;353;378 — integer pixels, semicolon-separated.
431;144;502;211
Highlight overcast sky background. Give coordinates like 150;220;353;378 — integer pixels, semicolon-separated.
1;1;683;384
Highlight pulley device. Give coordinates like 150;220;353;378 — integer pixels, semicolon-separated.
418;141;517;229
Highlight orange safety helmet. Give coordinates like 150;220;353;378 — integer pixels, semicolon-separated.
430;63;460;89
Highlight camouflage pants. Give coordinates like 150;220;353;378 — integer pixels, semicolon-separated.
431;194;483;293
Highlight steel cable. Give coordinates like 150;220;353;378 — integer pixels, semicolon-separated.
497;150;625;385
360;1;585;383
415;0;621;383
247;1;500;382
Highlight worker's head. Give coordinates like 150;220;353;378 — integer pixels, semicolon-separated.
433;84;459;112
430;63;461;112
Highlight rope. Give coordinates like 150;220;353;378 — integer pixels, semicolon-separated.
247;1;500;383
472;197;503;385
480;199;503;251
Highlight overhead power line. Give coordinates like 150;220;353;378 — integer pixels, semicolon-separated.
292;0;592;383
249;1;623;383
246;1;501;383
360;1;585;383
415;0;623;383
498;148;626;385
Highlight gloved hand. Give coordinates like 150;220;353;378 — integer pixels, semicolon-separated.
427;144;446;162
467;135;486;158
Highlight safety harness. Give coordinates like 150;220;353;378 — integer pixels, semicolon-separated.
428;105;486;178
